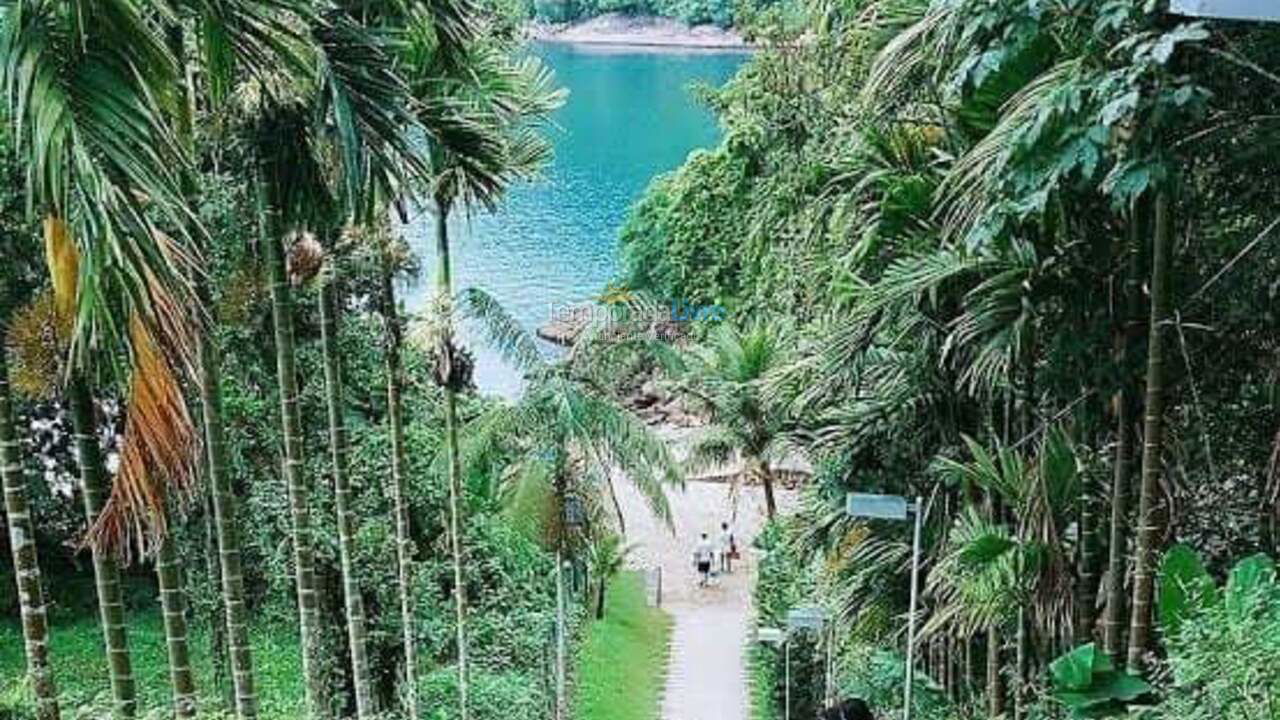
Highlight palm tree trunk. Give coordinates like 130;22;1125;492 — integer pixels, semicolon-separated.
199;315;260;719
1104;216;1142;662
986;628;1003;716
263;205;325;716
752;456;777;519
985;488;1004;716
1077;444;1099;647
380;249;419;719
318;277;375;719
0;343;60;720
1127;190;1173;673
156;535;197;717
201;484;234;710
68;376;137;718
436;203;471;720
595;577;607;620
1103;392;1131;660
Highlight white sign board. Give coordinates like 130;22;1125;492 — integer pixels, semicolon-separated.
787;606;828;632
756;627;786;645
846;492;910;521
1171;0;1280;21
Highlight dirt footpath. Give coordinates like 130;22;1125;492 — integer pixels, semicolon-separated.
614;480;790;720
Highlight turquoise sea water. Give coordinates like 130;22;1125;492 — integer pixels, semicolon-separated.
402;42;746;397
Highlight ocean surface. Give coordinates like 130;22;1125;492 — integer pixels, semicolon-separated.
401;42;745;397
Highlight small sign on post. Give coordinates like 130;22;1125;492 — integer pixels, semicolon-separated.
756;627;786;645
846;492;911;521
786;606;828;632
1171;0;1280;21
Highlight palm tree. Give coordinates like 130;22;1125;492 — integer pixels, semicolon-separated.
404;39;564;718
318;254;375;718
0;2;204;715
376;233;421;718
0;116;60;720
196;300;260;720
1126;191;1174;673
239;7;432;710
458;288;681;720
668;322;793;519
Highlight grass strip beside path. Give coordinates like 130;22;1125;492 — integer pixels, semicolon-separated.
575;571;672;720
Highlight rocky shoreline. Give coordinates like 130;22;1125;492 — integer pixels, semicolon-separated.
529;13;752;49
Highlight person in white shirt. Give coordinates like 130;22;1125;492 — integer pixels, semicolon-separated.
718;522;735;574
693;533;715;586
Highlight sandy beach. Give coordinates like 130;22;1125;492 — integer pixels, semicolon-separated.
530;13;752;49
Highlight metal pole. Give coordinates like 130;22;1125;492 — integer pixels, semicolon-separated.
555;551;566;720
904;497;924;720
785;638;791;720
825;624;834;707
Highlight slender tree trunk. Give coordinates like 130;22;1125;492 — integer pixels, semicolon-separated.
263;204;325;715
1127;191;1173;673
436;202;470;720
69;377;137;718
199;314;259;719
380;249;419;719
1014;609;1029;720
202;485;234;710
1103;390;1132;661
1104;214;1143;662
986;628;1004;717
1078;444;1099;647
0;344;60;720
595;577;607;620
752;456;777;519
319;277;375;719
156;536;197;717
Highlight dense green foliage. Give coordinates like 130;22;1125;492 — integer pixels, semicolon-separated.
0;161;568;719
527;0;801;34
620;0;1280;717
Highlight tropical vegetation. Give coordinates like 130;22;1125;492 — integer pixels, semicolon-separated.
0;2;672;720
618;0;1280;718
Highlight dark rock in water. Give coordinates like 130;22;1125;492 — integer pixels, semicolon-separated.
538;305;592;346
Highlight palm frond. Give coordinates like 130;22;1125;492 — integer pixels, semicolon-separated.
459;286;547;376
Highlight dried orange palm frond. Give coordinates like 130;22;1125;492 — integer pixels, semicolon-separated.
44;216;78;322
7;291;71;401
88;316;199;561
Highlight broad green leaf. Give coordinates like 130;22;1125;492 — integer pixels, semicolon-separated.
1050;644;1101;691
1226;554;1276;617
1158;544;1217;638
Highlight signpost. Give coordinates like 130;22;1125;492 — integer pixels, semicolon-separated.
762;606;830;720
847;493;926;720
1170;0;1280;21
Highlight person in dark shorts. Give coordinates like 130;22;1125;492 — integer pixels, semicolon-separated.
693;532;715;586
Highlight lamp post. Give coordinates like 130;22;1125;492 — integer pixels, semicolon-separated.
846;493;927;720
1170;0;1280;21
783;606;828;720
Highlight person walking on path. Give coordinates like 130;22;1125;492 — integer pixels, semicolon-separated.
693;533;715;587
718;521;735;574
